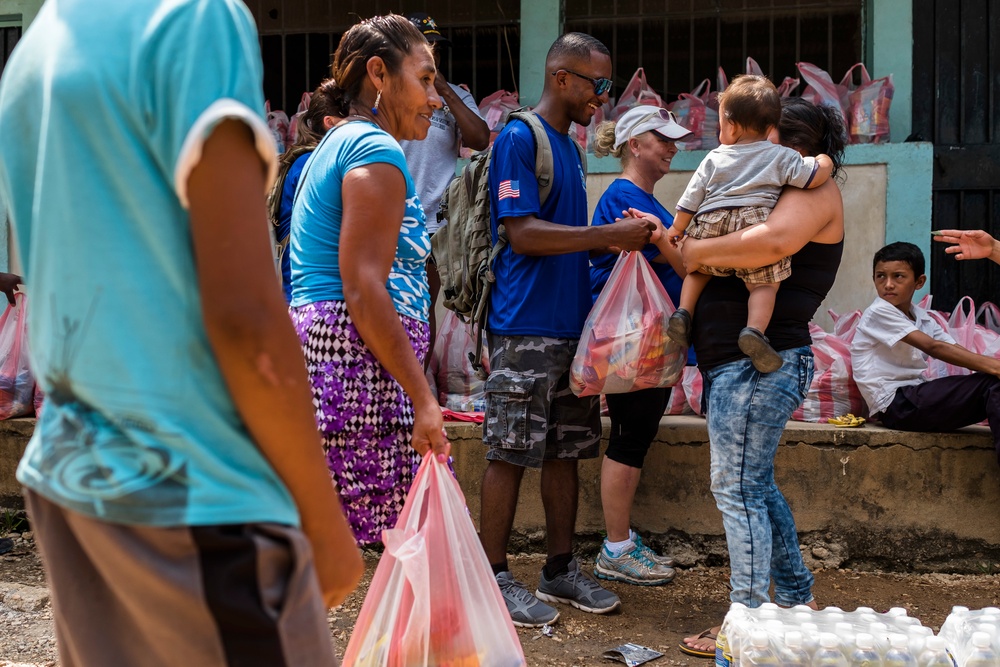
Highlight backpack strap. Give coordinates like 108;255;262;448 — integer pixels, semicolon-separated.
506;109;587;206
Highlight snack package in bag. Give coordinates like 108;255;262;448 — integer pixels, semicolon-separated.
0;294;35;420
570;251;685;397
342;455;526;667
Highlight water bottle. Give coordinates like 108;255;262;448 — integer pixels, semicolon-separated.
851;633;884;667
800;623;821;657
907;625;932;657
718;603;750;667
869;623;892;657
963;632;1000;667
837;623;858;649
885;634;918;667
919;637;954;667
783;632;812;667
887;609;910;620
744;631;780;667
814;633;849;667
855;608;877;616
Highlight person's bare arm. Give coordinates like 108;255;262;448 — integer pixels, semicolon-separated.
505;213;654;256
681;178;843;271
436;76;489;151
902;329;1000;377
933;229;1000;264
806;154;833;189
187;119;362;608
339;163;450;461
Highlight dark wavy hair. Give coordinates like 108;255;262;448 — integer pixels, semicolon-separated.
328;14;428;117
778;97;848;179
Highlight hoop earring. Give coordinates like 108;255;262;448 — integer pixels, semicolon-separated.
372;89;382;115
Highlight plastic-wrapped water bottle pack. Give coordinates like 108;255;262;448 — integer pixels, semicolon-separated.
717;603;1000;667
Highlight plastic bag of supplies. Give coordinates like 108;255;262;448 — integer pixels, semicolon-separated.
342;455;526;667
570;251;685;397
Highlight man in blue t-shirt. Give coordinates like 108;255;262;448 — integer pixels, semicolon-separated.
480;32;657;627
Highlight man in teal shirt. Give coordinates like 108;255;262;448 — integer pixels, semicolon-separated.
0;1;361;664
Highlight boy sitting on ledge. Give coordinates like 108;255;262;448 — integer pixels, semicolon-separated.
852;241;1000;464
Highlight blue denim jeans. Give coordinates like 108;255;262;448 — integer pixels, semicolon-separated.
702;346;815;608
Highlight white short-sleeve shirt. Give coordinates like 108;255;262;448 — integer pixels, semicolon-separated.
851;297;955;415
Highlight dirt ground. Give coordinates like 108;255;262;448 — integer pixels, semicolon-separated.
1;532;999;667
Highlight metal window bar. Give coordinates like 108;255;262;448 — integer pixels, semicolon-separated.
564;0;863;101
246;0;519;113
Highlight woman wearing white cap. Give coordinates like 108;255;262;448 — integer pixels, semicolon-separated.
588;105;694;586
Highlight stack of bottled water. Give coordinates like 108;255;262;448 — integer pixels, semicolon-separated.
716;603;953;667
938;607;1000;667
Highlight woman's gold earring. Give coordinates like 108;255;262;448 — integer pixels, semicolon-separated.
372;89;382;115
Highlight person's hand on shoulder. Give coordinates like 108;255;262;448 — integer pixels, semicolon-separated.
933;229;1000;263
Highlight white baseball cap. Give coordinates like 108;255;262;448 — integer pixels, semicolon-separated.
613;105;692;149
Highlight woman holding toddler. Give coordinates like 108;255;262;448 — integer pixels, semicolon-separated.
677;96;848;656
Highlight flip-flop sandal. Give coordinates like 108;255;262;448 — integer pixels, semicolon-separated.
678;628;718;659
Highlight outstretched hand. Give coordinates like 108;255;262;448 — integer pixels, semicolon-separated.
933;229;1000;262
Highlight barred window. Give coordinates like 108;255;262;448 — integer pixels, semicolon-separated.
0;16;22;78
564;0;864;102
245;1;520;114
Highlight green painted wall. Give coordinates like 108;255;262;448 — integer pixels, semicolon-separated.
517;0;561;108
0;0;41;27
871;0;913;142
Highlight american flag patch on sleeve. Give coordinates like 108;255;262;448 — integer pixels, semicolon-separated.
498;180;520;200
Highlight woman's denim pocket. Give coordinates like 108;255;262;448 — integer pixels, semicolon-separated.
483;370;534;450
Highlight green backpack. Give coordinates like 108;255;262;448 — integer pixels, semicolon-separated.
431;110;586;375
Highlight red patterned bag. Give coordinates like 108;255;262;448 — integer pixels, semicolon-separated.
792;323;866;422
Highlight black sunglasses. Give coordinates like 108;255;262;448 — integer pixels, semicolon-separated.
551;69;613;96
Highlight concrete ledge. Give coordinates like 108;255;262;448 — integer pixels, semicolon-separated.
448;416;1000;573
3;416;998;571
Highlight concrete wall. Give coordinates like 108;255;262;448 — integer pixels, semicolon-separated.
4;416;997;570
450;417;1000;573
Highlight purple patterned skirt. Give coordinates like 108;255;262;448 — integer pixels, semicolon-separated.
290;300;429;547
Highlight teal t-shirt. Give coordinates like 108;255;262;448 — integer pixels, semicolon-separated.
289;121;431;322
0;0;298;527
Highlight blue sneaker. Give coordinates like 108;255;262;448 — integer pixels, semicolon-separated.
536;557;622;614
633;533;677;568
594;542;675;586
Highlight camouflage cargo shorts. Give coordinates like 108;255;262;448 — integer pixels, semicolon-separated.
483;334;602;469
688;205;791;284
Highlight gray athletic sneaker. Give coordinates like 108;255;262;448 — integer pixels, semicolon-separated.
495;570;560;627
634;533;677;568
594;542;676;586
536;557;622;614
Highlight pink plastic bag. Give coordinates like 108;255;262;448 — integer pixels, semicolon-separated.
264;101;289;154
796;62;847;124
0;294;35;420
846;70;893;144
286;91;312;146
342;455;525;667
609;67;664;120
978;301;1000;334
666;365;703;416
427;310;488;413
570;251;685;397
478;90;521;146
668;87;708;151
792;323;866;422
